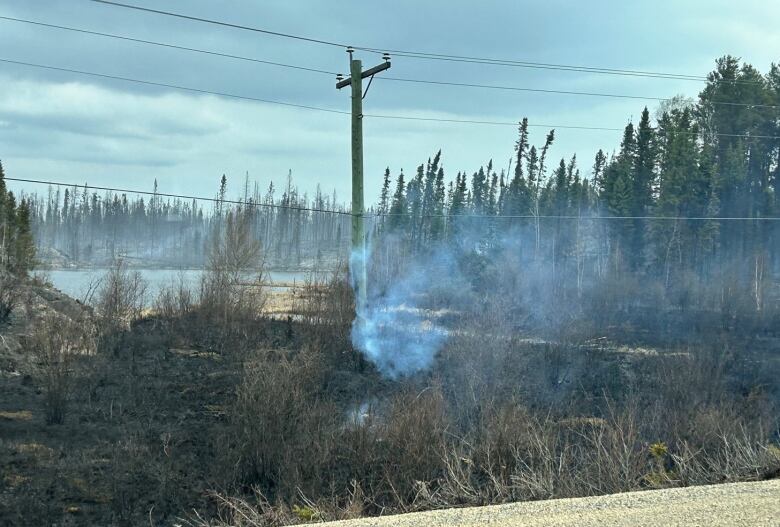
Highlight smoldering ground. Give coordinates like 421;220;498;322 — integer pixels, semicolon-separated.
349;210;780;388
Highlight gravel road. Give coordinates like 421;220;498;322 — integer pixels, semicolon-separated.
324;479;780;527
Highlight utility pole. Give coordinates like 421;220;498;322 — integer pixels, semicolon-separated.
337;48;391;307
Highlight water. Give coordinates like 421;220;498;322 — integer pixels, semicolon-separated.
43;268;310;305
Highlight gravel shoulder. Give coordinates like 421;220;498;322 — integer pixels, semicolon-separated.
324;480;780;527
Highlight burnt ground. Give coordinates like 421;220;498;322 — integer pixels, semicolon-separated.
1;285;779;526
0;315;301;527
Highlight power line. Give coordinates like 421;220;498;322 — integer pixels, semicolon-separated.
358;53;761;87
366;113;624;132
0;16;337;76
88;0;357;51
6;177;354;216
362;113;780;140
375;212;780;221
10;177;780;222
379;76;780;110
367;50;723;83
6;16;773;111
2;58;779;140
87;0;757;85
0;58;349;115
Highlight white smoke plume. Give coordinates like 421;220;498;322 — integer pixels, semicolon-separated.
349;243;457;379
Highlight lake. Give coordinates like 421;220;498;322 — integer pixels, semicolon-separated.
43;268;313;304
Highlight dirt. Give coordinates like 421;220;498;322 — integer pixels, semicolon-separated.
322;479;780;527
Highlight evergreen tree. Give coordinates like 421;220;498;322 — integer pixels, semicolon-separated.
654;106;700;278
430;166;446;240
388;170;407;231
504;119;531;216
406;164;424;245
216;174;228;219
470;167;488;215
379;167;391;215
0;160;6;264
12;198;35;275
593;149;608;195
631;108;656;269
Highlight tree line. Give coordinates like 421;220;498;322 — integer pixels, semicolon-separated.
374;56;780;305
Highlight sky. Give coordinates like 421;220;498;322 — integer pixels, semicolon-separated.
1;0;779;206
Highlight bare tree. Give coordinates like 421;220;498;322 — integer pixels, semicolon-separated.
200;207;266;329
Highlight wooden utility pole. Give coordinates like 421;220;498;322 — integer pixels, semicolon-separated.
337;49;390;306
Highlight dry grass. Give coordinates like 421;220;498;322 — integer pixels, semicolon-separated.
0;410;33;421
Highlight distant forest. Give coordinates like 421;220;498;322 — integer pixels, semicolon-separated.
27;173;352;269
21;56;780;289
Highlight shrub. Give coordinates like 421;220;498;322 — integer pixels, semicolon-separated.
377;385;449;510
198;209;267;349
31;317;96;424
672;428;780;485
293;269;357;366
155;274;195;320
228;349;338;500
95;260;147;353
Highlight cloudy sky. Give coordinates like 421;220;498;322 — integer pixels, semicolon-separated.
1;0;779;204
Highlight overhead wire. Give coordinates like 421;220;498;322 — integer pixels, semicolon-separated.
0;15;338;76
378;76;780;110
9;177;780;222
87;0;762;86
5;177;354;216
3;58;779;141
363;112;780;140
0;58;349;115
2;14;774;111
374;212;780;221
364;50;767;85
88;0;357;50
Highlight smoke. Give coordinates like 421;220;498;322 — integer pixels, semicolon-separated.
350;243;457;379
347;220;587;380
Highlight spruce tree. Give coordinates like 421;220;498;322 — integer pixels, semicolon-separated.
470;167;488;215
593;149;608;195
631;108;656;269
505;119;531;217
406;164;424;245
0;161;6;266
654;107;700;275
431;166;446;240
13;198;35;275
379;167;391;215
448;172;468;240
388;170;407;231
